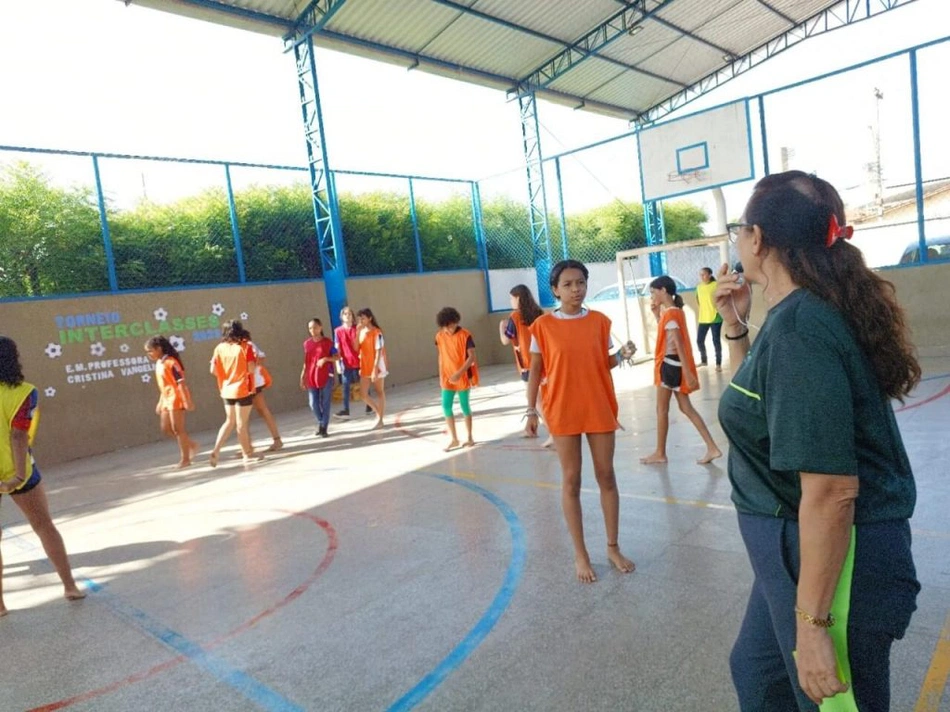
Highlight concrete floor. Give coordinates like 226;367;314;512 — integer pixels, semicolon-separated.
2;358;949;712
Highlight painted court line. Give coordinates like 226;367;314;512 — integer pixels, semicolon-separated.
78;577;304;712
915;609;950;712
385;472;526;712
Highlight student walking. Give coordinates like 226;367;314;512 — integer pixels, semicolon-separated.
696;266;723;371
356;308;387;430
209;320;260;466
435;307;479;451
333;306;361;418
301;318;338;438
144;335;198;468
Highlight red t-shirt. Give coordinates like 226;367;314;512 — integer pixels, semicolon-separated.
334;325;360;369
303;337;336;389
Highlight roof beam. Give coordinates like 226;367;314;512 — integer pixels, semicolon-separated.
755;0;797;26
427;0;672;85
512;0;686;98
283;0;350;49
129;0;292;32
613;0;736;59
316;29;639;119
636;0;919;125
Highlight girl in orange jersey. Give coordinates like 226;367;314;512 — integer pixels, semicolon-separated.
356;308;388;430
525;260;636;583
640;276;721;465
209;320;261;466
144;335;198;468
435;307;479;451
498;284;552;448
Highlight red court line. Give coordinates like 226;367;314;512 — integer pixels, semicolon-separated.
30;511;337;712
896;382;950;413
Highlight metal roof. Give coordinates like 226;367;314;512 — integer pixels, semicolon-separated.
125;0;917;123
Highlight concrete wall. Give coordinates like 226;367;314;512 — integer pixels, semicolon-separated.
0;270;504;465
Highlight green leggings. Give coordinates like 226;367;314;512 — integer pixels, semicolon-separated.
442;388;471;418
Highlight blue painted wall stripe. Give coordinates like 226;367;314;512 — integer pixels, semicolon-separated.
387;473;526;712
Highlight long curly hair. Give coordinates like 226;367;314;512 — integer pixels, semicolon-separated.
509;284;543;327
745;170;920;400
0;336;25;387
145;335;185;370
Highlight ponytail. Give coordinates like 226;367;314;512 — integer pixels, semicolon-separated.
673;294;684;309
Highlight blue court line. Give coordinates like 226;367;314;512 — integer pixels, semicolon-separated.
921;372;950;383
386;473;526;712
78;577;304;712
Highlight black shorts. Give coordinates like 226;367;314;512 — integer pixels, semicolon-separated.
1;463;42;498
224;395;255;407
255;386;266;395
520;370;530;383
660;356;682;391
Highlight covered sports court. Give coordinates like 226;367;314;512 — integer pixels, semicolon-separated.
3;1;949;710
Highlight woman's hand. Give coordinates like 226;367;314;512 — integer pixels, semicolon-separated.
713;263;751;331
795;626;849;705
155;402;162;415
524;413;539;438
685;372;699;391
448;372;461;384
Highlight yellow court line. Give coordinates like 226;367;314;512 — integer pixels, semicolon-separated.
435;470;735;511
916;610;950;711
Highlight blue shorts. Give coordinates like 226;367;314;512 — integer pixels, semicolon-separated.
2;463;42;498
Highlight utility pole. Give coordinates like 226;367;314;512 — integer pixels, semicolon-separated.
869;87;885;219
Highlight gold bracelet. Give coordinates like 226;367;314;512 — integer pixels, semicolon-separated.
795;606;835;628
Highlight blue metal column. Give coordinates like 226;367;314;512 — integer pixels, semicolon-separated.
294;35;348;326
471;181;493;312
758;95;770;176
408;177;423;272
519;93;554;307
909;49;927;264
224;164;247;283
554;156;569;260
91;155;119;292
644;200;667;276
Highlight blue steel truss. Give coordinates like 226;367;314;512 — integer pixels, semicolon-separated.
644;201;667;277
519;93;554;308
636;0;918;125
511;0;684;100
284;0;349;50
294;35;348;324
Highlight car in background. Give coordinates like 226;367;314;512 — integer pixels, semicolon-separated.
587;276;689;348
899;235;950;264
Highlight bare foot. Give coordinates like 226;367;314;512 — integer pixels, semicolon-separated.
209;451;219;468
697;448;723;465
444;440;460;452
639;452;668;464
372;419;385;430
607;544;636;573
175;460;192;470
542;436;554;449
463;439;475;448
266;439;283;452
242;452;265;464
188;440;199;460
65;588;86;601
575;554;597;583
0;607;8;617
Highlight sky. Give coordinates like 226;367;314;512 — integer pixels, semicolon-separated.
1;0;949;256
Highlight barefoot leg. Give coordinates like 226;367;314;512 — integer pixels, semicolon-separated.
12;483;84;600
553;435;595;583
673;393;722;463
443;417;460;452
640;386;672;464
235;404;254;457
253;391;282;442
460;390;474;446
212;402;236;463
170;411;192;467
588;432;636;574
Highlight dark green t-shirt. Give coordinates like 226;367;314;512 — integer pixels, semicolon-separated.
718;289;915;523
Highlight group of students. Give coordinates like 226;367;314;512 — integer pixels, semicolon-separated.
0;170;926;710
142;306;390;469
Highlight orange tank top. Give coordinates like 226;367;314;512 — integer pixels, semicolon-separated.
435;327;479;390
530;311;619;436
653;307;699;394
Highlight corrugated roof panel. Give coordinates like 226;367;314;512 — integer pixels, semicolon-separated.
655;0;745;32
636;38;728;85
586;70;683;114
773;0;839;24
325;0;460;53
694;1;791;58
228;0;295;18
422;13;562;78
546;56;628;98
468;0;620;43
597;21;683;68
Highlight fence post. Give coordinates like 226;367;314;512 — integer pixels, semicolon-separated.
909;49;926;264
408;177;423;272
471;181;493;312
554;156;569;260
91;155;119;292
224;164;247;283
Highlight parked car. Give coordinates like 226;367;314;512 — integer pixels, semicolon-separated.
899;235;950;264
587;276;689;350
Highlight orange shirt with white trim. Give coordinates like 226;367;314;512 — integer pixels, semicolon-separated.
530;310;619;436
653;306;700;394
435;327;478;391
211;341;255;399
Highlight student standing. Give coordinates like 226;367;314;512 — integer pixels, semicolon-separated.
209;320;260;466
525;260;636;583
246;335;283;452
696;266;723;371
301;318;338;437
144;335;198;468
435;307;478;451
333;306;361;418
356;308;387;430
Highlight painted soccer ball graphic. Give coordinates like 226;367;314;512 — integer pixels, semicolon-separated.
120;344;130;353
211;303;225;317
141;373;151;383
90;342;106;357
240;312;249;320
44;387;56;398
153;307;168;321
44;343;63;359
169;335;186;352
